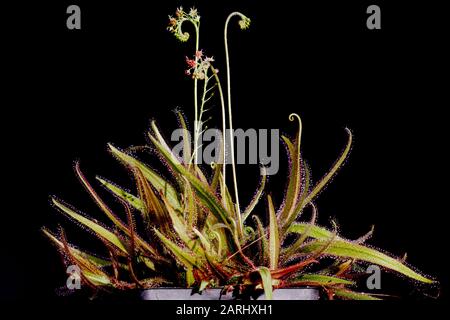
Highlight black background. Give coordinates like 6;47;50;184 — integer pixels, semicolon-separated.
2;0;449;313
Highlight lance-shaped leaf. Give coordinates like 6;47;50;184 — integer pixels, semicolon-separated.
289;222;375;245
207;222;230;258
149;132;235;242
108;143;181;211
82;271;112;286
43;228;111;268
151;120;178;157
45;228;112;287
186;267;195;287
52;198;128;254
282;204;318;259
271;258;317;280
282;163;311;233
268;195;279;270
253;215;269;266
300;240;433;283
195;166;209;185
75;164;159;257
192;227;212;253
140;256;156;271
287;129;352;230
160;193;203;255
96;176;145;212
75;162;130;235
279;114;302;226
134;167;172;235
154;228;203;270
219;173;236;217
161;195;189;244
176;111;192;165
258;267;273;300
290;274;355;286
210;137;224;192
333;289;380;300
210;162;223;192
242;166;267;222
288;223;336;240
304;129;352;208
183;180;198;232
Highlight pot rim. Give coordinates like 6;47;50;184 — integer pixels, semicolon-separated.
140;287;320;300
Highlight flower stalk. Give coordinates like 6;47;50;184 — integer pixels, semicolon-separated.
224;12;251;237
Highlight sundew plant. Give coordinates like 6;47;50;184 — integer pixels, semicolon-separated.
44;8;435;300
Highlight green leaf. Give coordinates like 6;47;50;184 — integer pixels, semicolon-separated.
52;198;129;254
149;133;235;245
195;165;209;185
208;222;229;258
176;111;192;165
282;204;318;259
282;163;311;233
161;196;189;242
290;223;433;283
184;180;198;231
134;167;172;235
288;223;336;240
242;167;267;222
97;176;145;212
186;267;195;287
284;129;352;231
279;120;302;226
75;164;159;258
333;289;380;300
219;173;236;217
192;227;212;253
75;162;130;235
160;191;203;255
210;142;224;192
268;195;279;270
140;256;156;271
293;274;355;286
154;228;202;270
302;128;352;209
108;143;181;211
43;228;112;287
151;120;177;157
300;240;433;283
42;228;111;268
258;267;273;300
253;215;269;266
83;271;112;286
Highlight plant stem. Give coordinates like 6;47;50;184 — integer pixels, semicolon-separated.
192;71;210;167
190;72;214;168
193;23;200;168
210;66;227;184
224;12;244;236
198;72;209;128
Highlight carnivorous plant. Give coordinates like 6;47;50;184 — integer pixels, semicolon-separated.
44;8;435;300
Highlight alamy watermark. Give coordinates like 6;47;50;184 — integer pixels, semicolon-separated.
66;265;81;290
171;122;280;175
366;264;381;289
